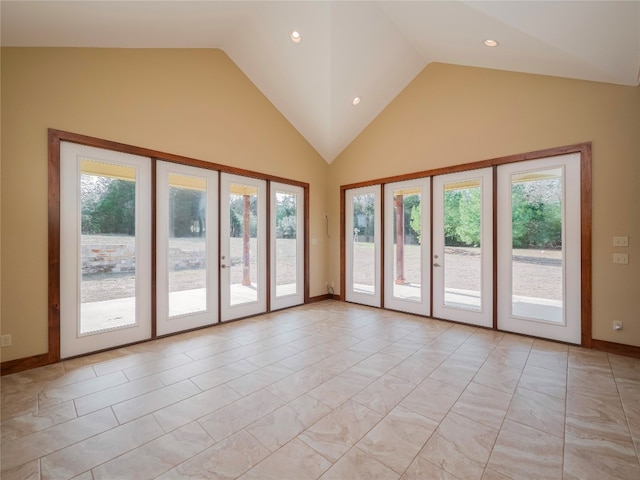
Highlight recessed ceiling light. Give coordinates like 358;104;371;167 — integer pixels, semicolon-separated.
290;30;301;43
483;39;499;47
352;97;361;106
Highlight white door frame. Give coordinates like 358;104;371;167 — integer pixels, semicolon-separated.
345;185;381;307
432;168;493;327
497;153;581;343
270;182;305;311
220;173;267;321
156;161;218;335
384;178;431;315
60;142;152;358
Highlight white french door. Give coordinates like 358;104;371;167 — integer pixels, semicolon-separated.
156;162;218;335
432;168;493;327
345;186;381;307
497;154;581;343
270;183;304;310
384;178;430;315
60;142;152;358
220;173;267;321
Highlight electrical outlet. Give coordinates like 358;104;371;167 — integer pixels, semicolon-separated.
0;334;12;347
613;253;629;264
613;321;623;331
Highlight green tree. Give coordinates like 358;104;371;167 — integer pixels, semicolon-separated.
275;192;297;238
169;187;205;237
443;190;462;245
511;178;562;248
81;174;109;234
229;194;258;238
277;216;297;238
456;188;481;246
82;177;135;235
403;194;420;244
230;210;242;237
409;203;421;244
352;193;375;241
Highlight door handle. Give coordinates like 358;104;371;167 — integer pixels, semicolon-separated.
433;263;441;267
221;264;228;269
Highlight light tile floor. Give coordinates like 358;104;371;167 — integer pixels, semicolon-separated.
2;301;639;479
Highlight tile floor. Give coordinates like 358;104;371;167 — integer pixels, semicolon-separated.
1;300;639;479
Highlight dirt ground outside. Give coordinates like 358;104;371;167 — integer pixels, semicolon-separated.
82;236;562;303
353;243;562;301
81;237;298;303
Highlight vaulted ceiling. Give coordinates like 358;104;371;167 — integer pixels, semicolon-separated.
3;1;639;162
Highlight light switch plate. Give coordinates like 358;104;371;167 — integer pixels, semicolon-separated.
613;236;629;247
613;253;629;264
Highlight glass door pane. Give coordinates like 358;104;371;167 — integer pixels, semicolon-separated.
433;168;493;327
345;186;381;307
271;183;304;310
511;168;564;322
220;173;266;321
443;179;483;311
498;154;581;343
384;178;430;315
156;162;218;335
352;193;376;295
60;142;151;358
80;160;138;334
229;186;258;306
168;174;207;316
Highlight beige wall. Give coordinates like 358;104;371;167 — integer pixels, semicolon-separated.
1;48;329;362
328;63;640;347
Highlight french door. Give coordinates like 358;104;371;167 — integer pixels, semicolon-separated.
345;186;381;307
55;130;312;361
220;173;267;321
497;153;581;343
342;150;585;343
384;178;430;315
60;142;152;358
156;162;218;335
271;183;304;310
432;168;493;328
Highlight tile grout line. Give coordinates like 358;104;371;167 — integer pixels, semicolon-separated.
476;339;533;480
607;353;640;466
388;332;501;480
